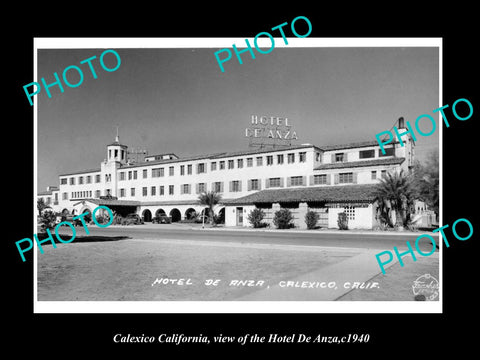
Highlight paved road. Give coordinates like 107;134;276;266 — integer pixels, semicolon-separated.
60;224;440;252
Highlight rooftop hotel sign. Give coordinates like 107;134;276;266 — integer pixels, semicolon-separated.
246;115;298;148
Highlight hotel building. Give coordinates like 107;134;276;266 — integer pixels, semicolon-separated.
38;123;416;229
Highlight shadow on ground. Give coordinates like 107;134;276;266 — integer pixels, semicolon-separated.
36;232;131;244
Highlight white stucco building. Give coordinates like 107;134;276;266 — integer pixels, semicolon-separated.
38;122;417;229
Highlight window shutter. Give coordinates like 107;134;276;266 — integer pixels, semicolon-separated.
238;181;242;192
331;153;335;163
302;176;306;186
344;152;348;162
195;183;199;194
327;174;331;185
334;174;339;184
247;180;252;191
229;181;233;192
286;177;291;187
220;182;224;192
309;175;314;185
353;172;358;184
265;179;270;189
180;185;184;194
280;177;284;187
258;180;262;190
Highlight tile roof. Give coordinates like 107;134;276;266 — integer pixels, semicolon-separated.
318;140;380;151
38;191;52;196
314;157;405;170
82;198;141;206
59;168;101;176
224;184;379;205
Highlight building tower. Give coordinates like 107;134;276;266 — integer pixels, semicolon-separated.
101;129;128;197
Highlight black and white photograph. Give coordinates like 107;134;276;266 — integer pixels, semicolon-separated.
33;38;441;312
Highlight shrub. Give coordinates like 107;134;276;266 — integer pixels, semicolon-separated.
248;208;267;228
38;209;56;232
305;210;319;230
95;213;111;225
337;212;348;230
273;209;294;229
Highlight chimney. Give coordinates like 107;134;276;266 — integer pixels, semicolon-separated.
398;117;405;128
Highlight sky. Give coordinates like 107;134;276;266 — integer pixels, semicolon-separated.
37;42;439;191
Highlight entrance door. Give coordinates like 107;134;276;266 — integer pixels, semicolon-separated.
236;207;243;226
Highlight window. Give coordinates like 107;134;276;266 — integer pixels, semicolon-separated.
182;184;191;194
169;185;174;195
219;161;225;170
69;177;75;185
287;153;295;164
228;160;234;169
105;174;111;182
180;165;185;176
230;180;241;192
277;154;284;164
143;169;148;178
269;177;281;187
290;176;304;186
160;186;164;196
198;163;206;173
247;158;253;167
213;181;223;193
344;206;356;221
130;188;135;196
95;190;100;198
114;149;118;158
211;162;217;171
249;179;260;191
152;168;164;177
314;174;327;185
256;156;263;166
60;178;67;185
120;188;125;197
151;186;156;196
266;155;273;165
128;171;132;180
381;170;387;178
315;152;321;162
379;147;395;157
120;172;125;181
169;166;174;176
197;183;206;194
187;164;192;175
299;152;306;162
371;171;377;180
335;153;344;162
95;174;101;183
133;171;137;180
339;172;353;184
62;192;68;200
86;176;91;184
360;149;375;159
142;187;148;196
237;159;243;168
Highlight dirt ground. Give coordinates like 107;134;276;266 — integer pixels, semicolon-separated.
37;238;358;301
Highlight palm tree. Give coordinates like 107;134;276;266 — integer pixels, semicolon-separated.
37;198;47;216
374;170;415;229
197;191;222;225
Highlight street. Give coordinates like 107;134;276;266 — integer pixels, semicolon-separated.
59;223;440;252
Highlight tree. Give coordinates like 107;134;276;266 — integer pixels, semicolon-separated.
37;198;47;216
273;209;294;229
198;191;222;225
248;208;267;228
412;150;439;217
374;170;415;229
305;210;319;229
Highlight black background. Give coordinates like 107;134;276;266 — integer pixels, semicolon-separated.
6;4;478;355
